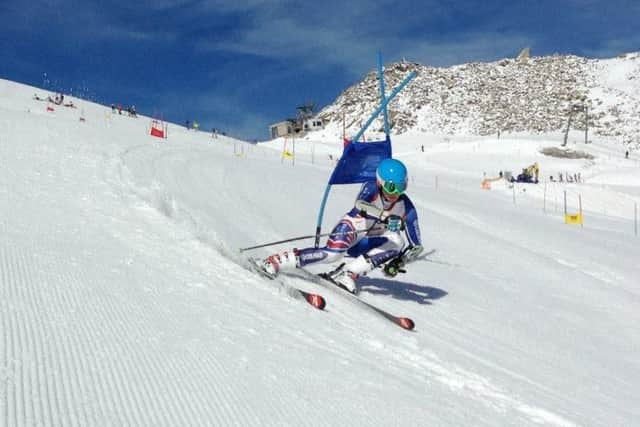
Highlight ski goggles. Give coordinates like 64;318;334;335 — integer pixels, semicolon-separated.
381;180;406;195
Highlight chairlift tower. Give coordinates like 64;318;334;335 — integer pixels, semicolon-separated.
297;102;315;119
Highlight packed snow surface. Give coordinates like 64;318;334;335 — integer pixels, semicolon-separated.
1;79;639;426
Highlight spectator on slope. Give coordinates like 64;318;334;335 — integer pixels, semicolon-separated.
259;158;423;294
49;93;63;105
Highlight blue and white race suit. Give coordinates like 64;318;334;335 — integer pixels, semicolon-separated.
297;181;422;268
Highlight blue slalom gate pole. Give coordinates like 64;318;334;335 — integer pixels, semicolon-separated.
314;185;333;247
349;71;415;144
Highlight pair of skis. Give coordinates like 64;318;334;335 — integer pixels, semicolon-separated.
248;258;415;331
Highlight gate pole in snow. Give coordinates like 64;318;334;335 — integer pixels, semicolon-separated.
311;140;315;164
579;194;583;228
635;202;637;236
281;139;285;163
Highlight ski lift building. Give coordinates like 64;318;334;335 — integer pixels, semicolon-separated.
269;119;298;139
303;117;325;132
269;116;325;139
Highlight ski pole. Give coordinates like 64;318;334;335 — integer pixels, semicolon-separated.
239;228;370;253
240;203;385;253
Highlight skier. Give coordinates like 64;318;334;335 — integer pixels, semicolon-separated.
260;158;423;294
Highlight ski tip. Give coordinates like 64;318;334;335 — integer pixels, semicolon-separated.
398;317;415;330
306;293;326;310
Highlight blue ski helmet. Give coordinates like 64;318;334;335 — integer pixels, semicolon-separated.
376;158;408;195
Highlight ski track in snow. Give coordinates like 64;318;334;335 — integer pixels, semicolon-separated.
0;122;281;425
0;141;589;427
108;141;577;426
0;240;306;426
2;81;639;426
281;273;577;427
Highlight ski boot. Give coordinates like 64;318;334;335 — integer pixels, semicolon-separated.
260;250;298;278
328;255;373;295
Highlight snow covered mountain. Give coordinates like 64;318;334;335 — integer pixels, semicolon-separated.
320;52;640;146
1;76;640;426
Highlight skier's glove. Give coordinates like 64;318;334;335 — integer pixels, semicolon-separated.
385;215;403;232
383;257;406;277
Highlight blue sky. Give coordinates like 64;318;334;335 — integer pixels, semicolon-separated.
1;0;638;141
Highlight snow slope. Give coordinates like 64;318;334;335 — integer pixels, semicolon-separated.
1;79;639;426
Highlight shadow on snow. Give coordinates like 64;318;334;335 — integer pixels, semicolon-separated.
357;276;447;305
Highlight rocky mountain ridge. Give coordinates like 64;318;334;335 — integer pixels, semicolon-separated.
318;51;640;146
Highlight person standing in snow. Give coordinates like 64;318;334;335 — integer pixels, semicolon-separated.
260;158;423;294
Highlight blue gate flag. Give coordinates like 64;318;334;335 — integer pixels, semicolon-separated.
328;136;392;185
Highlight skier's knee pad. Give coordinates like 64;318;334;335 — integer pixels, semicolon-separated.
326;218;359;250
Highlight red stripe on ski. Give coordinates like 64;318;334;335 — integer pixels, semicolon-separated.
302;292;326;310
397;317;415;331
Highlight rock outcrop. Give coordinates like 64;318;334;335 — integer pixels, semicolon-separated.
319;52;640;146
